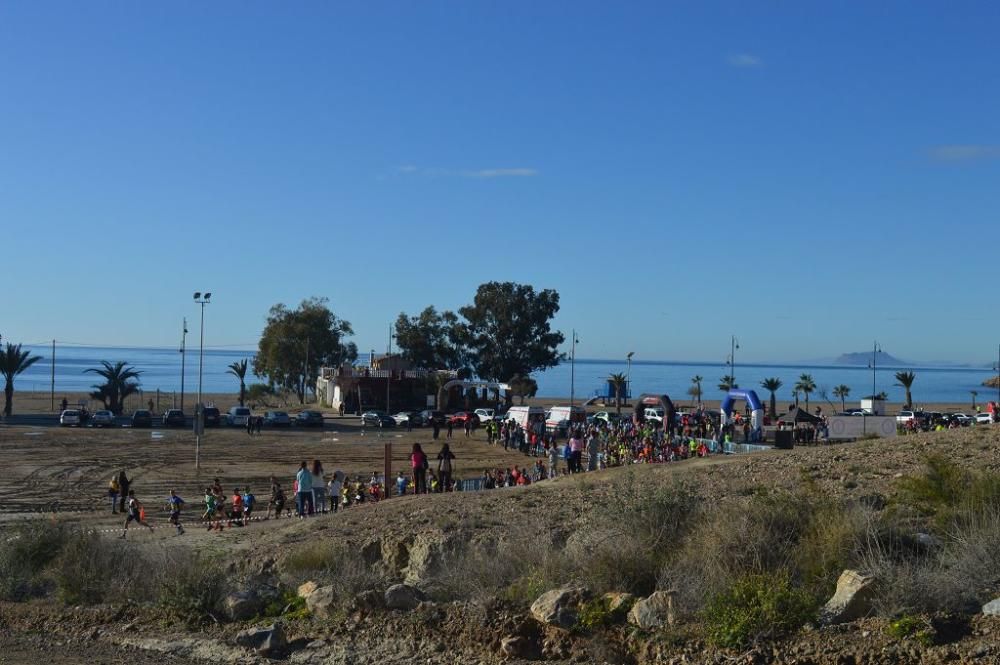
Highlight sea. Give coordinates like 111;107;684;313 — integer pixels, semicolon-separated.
15;344;1000;407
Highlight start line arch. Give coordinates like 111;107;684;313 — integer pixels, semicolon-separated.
720;388;765;435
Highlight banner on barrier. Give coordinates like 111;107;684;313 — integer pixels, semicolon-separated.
827;415;897;439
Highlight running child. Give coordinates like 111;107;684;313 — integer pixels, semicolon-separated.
242;486;256;524
120;490;154;538
168;489;185;535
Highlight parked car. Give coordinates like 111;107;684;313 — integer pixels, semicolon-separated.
976;412;995;424
392;411;424;427
361;411;395;427
131;409;153;428
59;409;81;427
473;408;499;422
448;411;480;427
592;411;622;425
418;410;446;427
264;410;291;427
643;406;665;423
951;413;974;426
90;410;116;427
896;410;927;426
202;406;221;427
162;409;186;427
226;406;252;427
295;410;325;427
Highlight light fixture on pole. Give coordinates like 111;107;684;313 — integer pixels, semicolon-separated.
193;292;211;471
569;329;580;407
626;351;635;403
869;341;881;405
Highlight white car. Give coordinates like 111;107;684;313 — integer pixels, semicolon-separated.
951;413;974;426
976;412;995;425
59;409;81;427
90;410;116;427
226;406;252;426
644;407;664;423
474;408;498;422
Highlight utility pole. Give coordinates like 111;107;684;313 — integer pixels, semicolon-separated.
180;318;187;413
729;335;739;388
50;339;55;411
303;337;310;404
386;324;392;414
626;351;634;404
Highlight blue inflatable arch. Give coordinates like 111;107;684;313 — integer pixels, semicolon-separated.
720;389;765;434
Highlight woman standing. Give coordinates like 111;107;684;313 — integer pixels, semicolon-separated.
436;443;456;492
410;443;428;494
311;460;327;513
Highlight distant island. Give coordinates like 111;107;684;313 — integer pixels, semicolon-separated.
984;376;1000;388
833;350;907;366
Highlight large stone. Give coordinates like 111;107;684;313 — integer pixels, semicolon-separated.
305;585;338;619
224;591;262;622
982;598;1000;616
820;570;877;625
384;583;427;611
297;581;318;599
530;587;588;629
627;590;675;629
500;636;528;659
235;622;286;655
352;589;385;612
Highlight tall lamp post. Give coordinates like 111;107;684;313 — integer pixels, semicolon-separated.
569;329;580;407
193;292;211;471
179;318;188;412
994;343;1000;407
727;335;739;388
869;341;881;410
626;351;635;403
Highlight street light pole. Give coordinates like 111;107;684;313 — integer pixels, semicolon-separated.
193;292;211;472
626;351;635;404
728;336;739;388
570;329;579;407
180;318;188;413
386;324;393;415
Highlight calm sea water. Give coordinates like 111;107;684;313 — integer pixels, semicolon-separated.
14;345;999;407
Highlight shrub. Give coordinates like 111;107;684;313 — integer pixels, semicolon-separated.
886;615;935;646
54;530;144;604
703;573;818;649
576;595;633;632
0;521;70;600
281;541;386;604
158;552;228;625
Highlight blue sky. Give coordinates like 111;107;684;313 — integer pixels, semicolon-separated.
2;2;999;365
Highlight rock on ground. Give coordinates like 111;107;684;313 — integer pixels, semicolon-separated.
297;581;318;599
305;586;337;619
820;570;877;625
224;591;263;622
530;587;588;629
235;622;286;656
628;590;675;629
384;583;427;611
982;598;1000;616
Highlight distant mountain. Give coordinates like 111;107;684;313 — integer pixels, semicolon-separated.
834;351;908;366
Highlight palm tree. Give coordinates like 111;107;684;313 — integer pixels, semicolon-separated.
227;359;249;407
795;373;816;410
759;377;783;419
608;373;627;415
971;390;978;411
791;388;800;407
832;385;851;413
1;343;43;416
894;371;916;409
690;375;703;406
85;361;142;415
718;375;737;391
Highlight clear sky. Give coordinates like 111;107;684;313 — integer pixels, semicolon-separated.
2;2;998;365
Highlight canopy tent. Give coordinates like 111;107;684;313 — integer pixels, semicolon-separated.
777;406;822;424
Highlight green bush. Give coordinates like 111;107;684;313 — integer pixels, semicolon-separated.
887;615;935;646
575;595;633;632
54;530;142;604
158;552;228;625
704;573;818;649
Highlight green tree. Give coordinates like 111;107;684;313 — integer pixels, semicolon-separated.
227;359;249;407
895;371;916;409
454;282;564;385
832;384;851;412
85;361;142;415
690;375;704;406
246;382;276;407
759;377;783;419
508;374;538;406
0;343;43;416
795;373;816;410
608;372;627;414
718;375;737;391
254;297;358;404
394;306;464;370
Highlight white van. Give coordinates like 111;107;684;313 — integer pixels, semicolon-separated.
504;406;546;428
545;405;587;434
